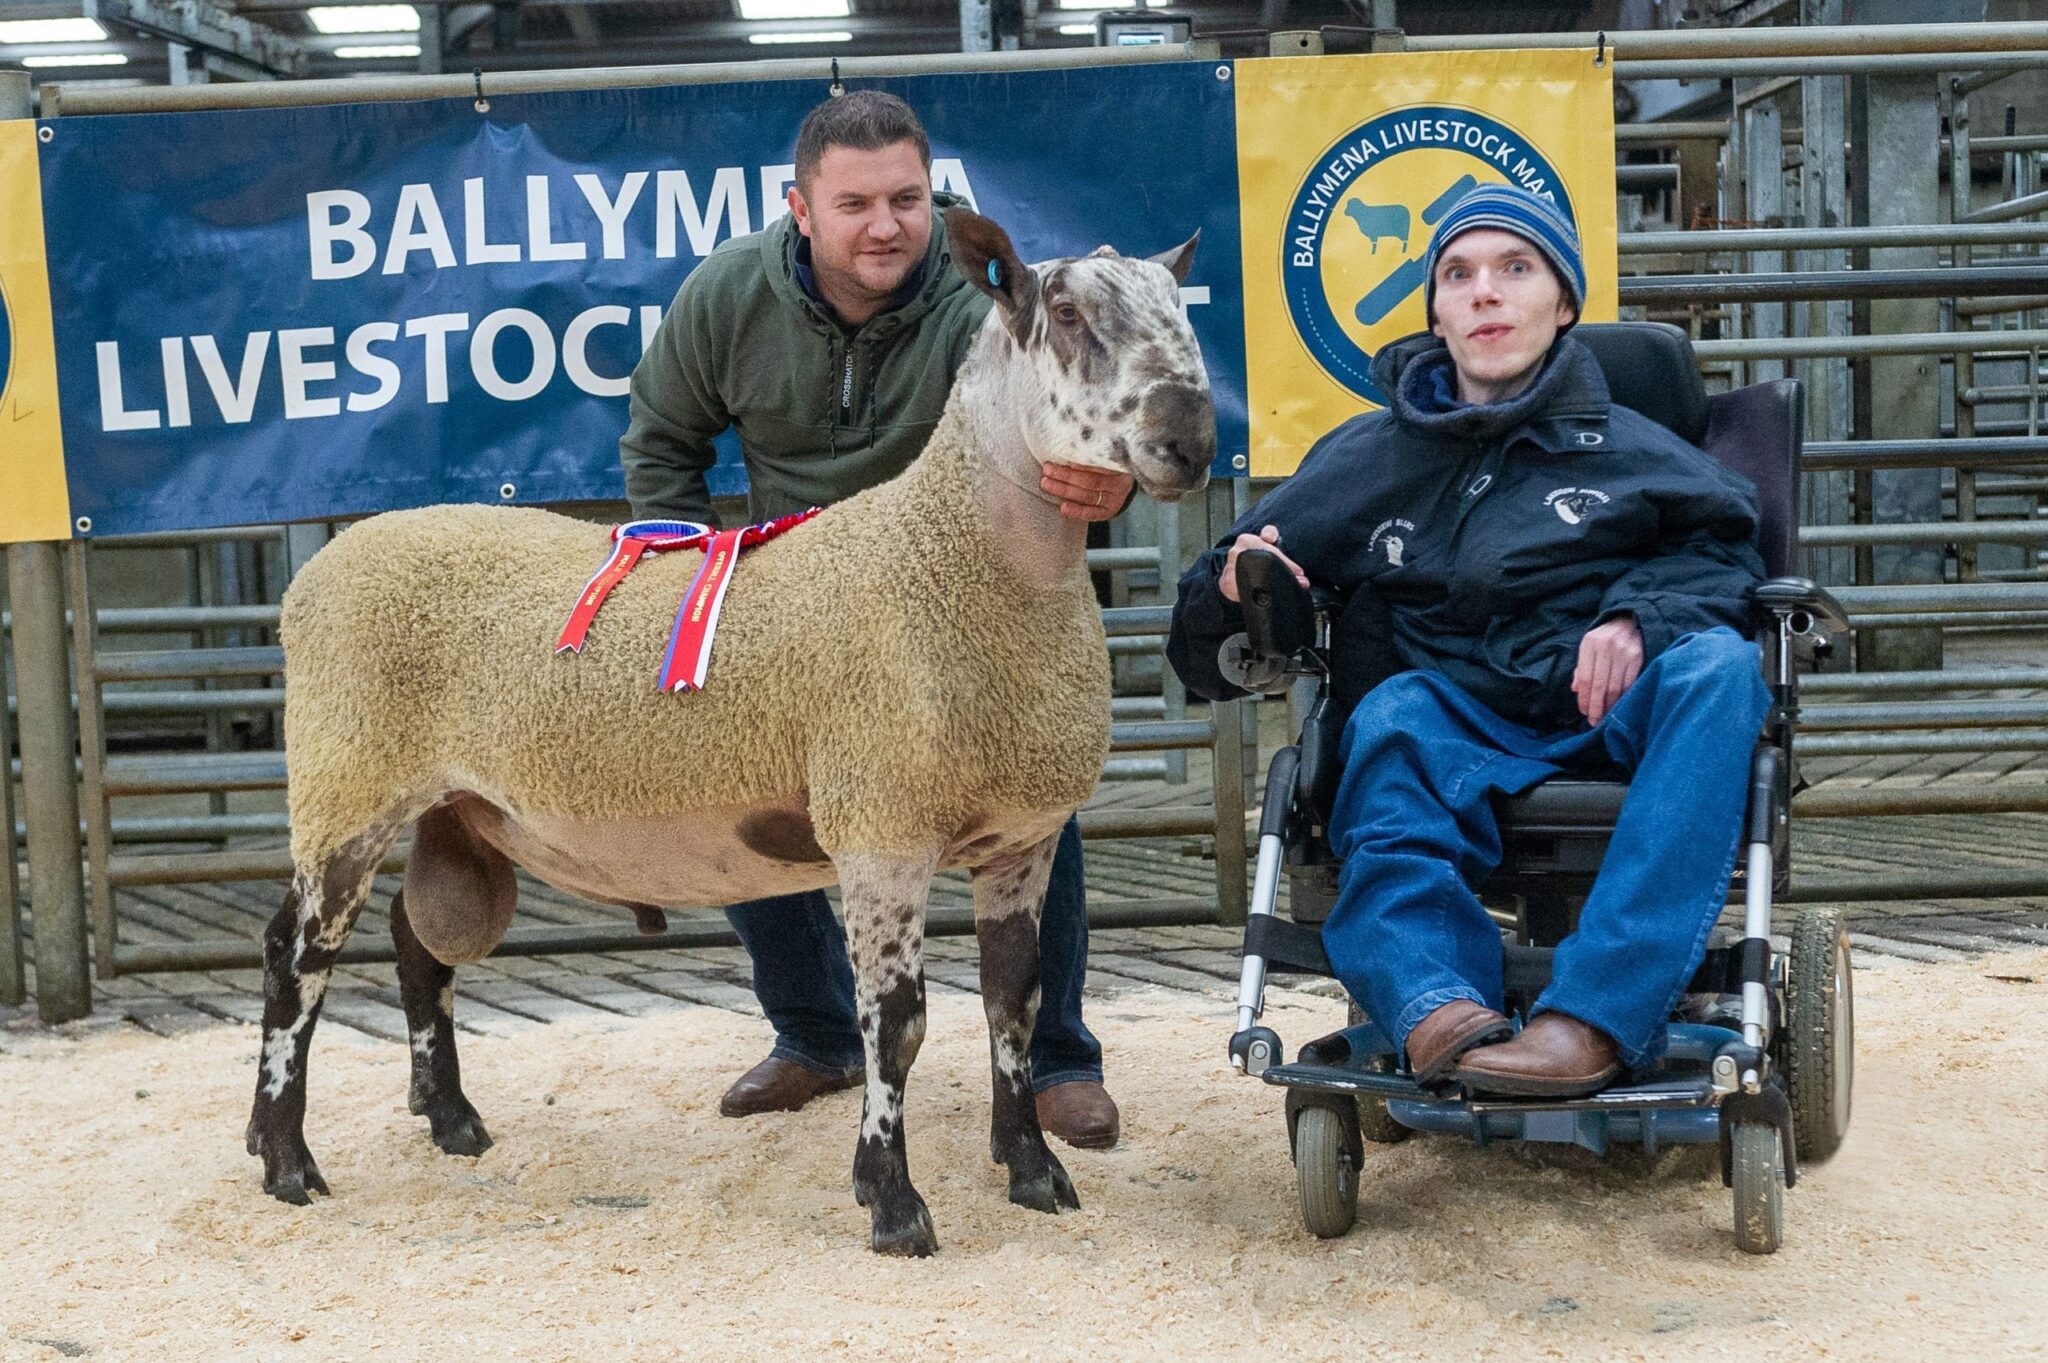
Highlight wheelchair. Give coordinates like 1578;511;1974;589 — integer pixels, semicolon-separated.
1216;322;1854;1255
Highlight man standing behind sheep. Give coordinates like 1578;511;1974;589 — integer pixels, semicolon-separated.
618;90;1124;1149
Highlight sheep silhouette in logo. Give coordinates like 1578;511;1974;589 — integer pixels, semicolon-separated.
1342;199;1411;255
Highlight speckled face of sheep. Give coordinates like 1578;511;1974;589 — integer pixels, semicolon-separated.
946;207;1214;503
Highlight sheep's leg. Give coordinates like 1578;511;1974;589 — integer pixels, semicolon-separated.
245;827;395;1205
390;889;491;1158
837;848;941;1257
972;835;1079;1215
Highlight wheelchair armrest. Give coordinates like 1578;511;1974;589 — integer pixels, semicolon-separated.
1753;576;1849;635
1218;549;1325;694
1234;549;1317;657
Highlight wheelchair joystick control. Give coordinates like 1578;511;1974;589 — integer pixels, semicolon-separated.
1231;1026;1283;1076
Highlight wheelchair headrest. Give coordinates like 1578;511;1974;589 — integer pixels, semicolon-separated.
1572;321;1709;447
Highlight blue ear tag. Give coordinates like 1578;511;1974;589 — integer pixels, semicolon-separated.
987;260;1004;289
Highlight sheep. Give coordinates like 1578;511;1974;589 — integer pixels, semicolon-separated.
244;207;1214;1257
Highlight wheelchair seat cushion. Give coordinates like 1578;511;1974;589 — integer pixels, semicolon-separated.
1494;779;1629;830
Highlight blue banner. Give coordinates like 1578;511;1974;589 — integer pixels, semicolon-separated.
36;64;1244;537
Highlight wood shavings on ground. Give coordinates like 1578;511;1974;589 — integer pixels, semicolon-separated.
3;952;2045;1362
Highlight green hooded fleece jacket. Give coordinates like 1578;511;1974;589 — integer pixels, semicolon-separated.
619;192;994;527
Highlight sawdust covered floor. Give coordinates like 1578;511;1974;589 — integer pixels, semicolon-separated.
3;954;2045;1363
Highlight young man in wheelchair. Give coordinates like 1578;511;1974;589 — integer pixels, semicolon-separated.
1170;186;1773;1099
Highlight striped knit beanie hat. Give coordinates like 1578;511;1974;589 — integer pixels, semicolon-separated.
1422;183;1587;324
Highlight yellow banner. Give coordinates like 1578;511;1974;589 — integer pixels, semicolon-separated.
0;118;70;543
1236;49;1618;476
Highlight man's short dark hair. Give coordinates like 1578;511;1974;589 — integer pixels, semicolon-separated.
794;91;932;192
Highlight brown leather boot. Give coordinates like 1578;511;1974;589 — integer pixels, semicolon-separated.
1454;1013;1622;1098
1035;1080;1120;1150
718;1055;861;1117
1403;999;1513;1083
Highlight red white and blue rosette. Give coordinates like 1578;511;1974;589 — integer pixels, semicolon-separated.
554;510;823;692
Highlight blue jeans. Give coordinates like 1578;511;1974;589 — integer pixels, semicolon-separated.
724;816;1104;1092
1321;628;1771;1071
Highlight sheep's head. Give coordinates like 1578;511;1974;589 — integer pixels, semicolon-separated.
947;207;1214;504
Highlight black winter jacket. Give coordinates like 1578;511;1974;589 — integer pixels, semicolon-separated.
1168;332;1765;732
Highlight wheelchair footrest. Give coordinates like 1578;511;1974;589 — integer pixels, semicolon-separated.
1463;1079;1717;1115
1261;1061;1438;1102
1262;1060;1717;1114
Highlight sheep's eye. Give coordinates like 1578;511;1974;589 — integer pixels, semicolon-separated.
1052;302;1083;326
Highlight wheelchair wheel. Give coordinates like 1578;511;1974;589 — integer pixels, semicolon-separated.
1293;1102;1360;1239
1346;1002;1413;1144
1730;1121;1785;1256
1784;906;1854;1164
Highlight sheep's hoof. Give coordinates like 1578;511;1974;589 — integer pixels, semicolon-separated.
1009;1159;1081;1215
427;1099;493;1158
868;1196;938;1257
259;1137;330;1206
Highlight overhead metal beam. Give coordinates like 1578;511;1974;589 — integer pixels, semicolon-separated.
1404;21;2048;58
437;15;980;43
48;38;1219;113
82;0;306;77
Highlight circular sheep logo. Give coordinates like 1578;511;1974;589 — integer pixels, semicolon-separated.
1280;105;1575;407
1545;486;1611;525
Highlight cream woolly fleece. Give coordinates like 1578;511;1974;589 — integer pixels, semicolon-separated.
281;407;1112;873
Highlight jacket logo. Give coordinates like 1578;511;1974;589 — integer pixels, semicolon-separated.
1576;431;1605;447
1544;487;1610;525
1368;517;1416;567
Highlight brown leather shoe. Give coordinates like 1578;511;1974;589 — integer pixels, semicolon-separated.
718;1055;861;1117
1035;1080;1120;1150
1403;999;1513;1084
1454;1012;1622;1098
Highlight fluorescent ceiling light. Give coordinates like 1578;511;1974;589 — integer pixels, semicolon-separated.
1056;1;1122;8
748;29;854;43
736;0;850;20
306;5;420;35
21;52;128;67
333;43;421;57
0;17;107;42
1058;22;1094;34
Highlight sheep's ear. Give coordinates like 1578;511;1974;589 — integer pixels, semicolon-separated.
947;206;1039;319
1148;229;1199;286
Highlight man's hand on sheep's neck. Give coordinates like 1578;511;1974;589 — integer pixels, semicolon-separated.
1039;463;1136;523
